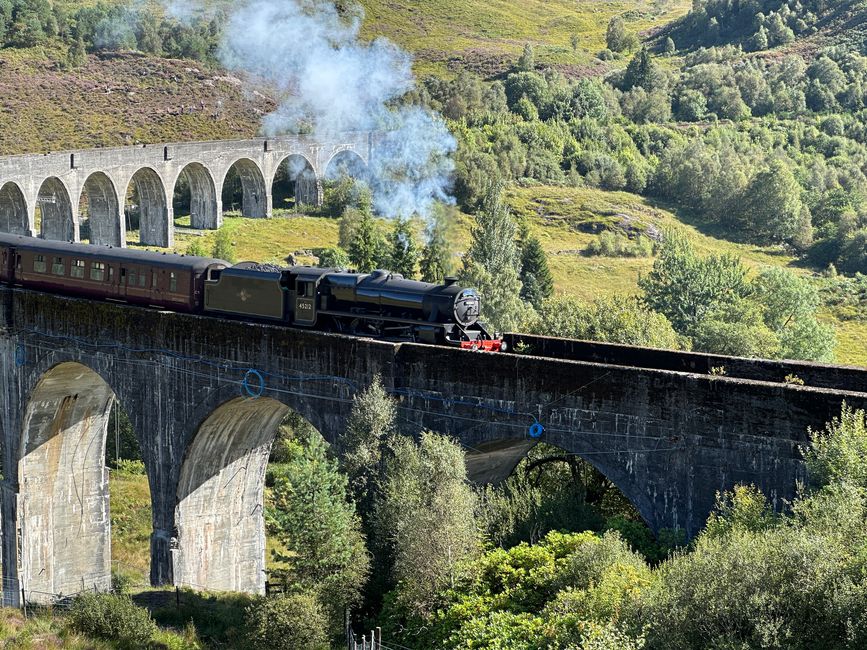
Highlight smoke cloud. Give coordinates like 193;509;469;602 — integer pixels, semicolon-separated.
195;0;456;219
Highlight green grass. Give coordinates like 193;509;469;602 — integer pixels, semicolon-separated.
110;467;153;584
359;0;691;77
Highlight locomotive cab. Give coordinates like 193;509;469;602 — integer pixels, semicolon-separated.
294;277;317;325
287;267;334;327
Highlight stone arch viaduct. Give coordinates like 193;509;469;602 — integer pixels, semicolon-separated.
1;288;866;606
0;134;373;249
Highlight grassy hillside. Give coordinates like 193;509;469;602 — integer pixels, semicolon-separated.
358;0;690;77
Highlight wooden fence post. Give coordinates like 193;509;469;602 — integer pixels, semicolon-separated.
376;627;382;650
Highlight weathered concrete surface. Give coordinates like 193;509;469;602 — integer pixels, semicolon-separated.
0;135;373;247
1;288;865;605
174;397;288;594
18;363;113;600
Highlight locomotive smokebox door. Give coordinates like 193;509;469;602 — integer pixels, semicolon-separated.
294;279;317;325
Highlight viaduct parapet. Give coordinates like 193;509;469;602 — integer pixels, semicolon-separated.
0;135;373;249
1;288;866;606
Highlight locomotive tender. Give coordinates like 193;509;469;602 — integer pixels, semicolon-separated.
0;234;503;350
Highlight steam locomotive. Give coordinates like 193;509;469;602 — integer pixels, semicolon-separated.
0;234;504;350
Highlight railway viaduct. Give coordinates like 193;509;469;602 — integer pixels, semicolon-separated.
1;287;866;606
0;134;372;249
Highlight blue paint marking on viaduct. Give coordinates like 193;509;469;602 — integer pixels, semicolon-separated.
1;287;865;607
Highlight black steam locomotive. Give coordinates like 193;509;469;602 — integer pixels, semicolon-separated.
0;234;503;350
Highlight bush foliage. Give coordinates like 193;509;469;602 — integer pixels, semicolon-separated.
69;592;157;649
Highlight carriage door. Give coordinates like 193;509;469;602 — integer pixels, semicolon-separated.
294;280;316;326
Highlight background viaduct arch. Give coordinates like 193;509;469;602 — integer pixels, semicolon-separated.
325;149;369;183
0;182;28;237
272;154;319;210
221;158;267;219
173;162;219;230
79;172;122;247
36;178;74;242
124;167;171;248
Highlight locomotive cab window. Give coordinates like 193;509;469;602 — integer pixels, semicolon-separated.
51;257;65;276
90;262;105;281
71;259;85;278
33;255;46;273
300;281;315;297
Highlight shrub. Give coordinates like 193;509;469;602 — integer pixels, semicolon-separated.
211;228;236;263
112;458;145;475
69;592;157;648
243;593;329;650
185;239;207;257
586;231;654;257
315;247;350;269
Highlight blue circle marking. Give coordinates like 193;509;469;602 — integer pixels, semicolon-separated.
242;369;265;398
529;422;544;439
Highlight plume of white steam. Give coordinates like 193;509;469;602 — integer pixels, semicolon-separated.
162;0;452;219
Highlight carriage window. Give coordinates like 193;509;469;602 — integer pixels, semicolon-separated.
128;269;136;287
90;262;105;281
108;266;114;282
52;257;65;275
138;270;146;287
169;272;177;292
71;259;85;278
33;255;46;273
120;268;126;285
152;272;158;289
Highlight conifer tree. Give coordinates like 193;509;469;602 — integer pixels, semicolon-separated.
267;432;369;635
516;43;535;72
460;181;525;332
623;46;658;91
520;235;554;309
388;218;419;278
420;209;454;283
348;204;385;273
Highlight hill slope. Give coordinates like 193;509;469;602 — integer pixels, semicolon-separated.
0;48;269;155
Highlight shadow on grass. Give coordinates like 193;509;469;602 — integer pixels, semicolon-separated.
133;589;253;647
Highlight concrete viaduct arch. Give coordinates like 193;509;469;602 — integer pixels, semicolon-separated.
2;288;865;605
0;134;374;250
